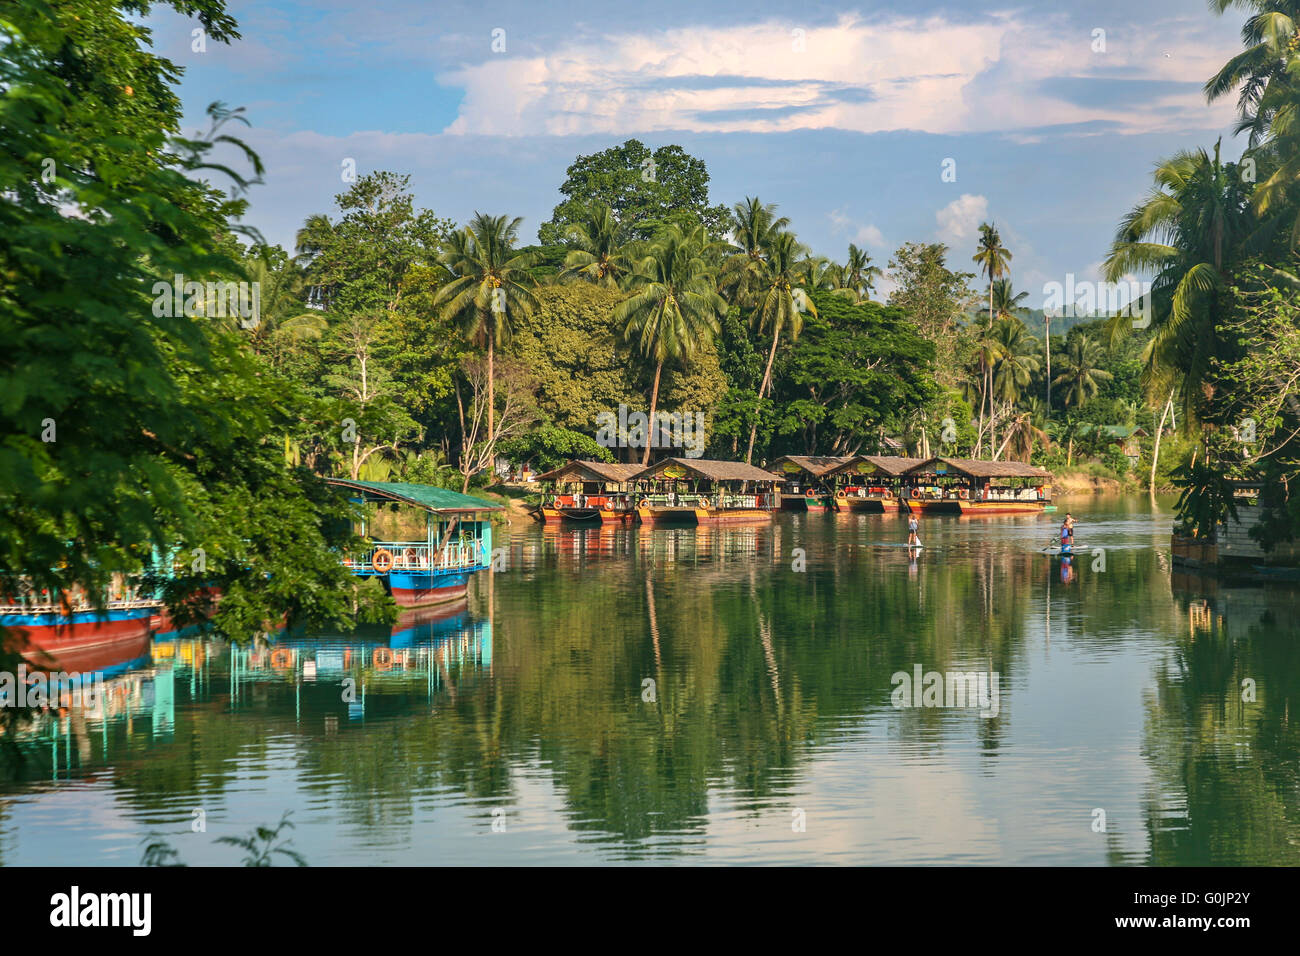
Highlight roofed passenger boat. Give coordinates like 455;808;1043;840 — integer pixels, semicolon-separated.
533;460;644;523
632;458;783;525
769;456;853;512
824;455;926;512
327;479;503;607
897;458;1053;515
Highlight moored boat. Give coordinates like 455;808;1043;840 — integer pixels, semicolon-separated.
825;455;926;513
769;456;853;512
897;457;1053;515
1;579;157;676
533;460;643;523
632;458;784;525
329;479;504;608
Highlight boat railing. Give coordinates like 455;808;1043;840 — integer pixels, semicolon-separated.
550;493;636;510
346;540;488;575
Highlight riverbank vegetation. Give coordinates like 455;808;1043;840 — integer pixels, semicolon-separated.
5;0;1300;645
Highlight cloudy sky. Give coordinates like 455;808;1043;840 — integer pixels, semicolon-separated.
148;0;1248;305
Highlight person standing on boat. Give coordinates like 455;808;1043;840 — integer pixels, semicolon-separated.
908;513;921;548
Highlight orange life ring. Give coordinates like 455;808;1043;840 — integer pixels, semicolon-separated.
270;648;293;669
959;488;969;499
882;488;893;498
373;648;393;671
909;488;920;499
836;490;847;499
639;498;650;508
372;549;395;573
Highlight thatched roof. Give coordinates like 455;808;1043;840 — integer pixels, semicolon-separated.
534;460;645;484
826;455;927;478
769;455;854;478
633;457;785;483
901;457;1053;479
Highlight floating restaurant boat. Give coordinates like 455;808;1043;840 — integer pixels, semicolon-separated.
769;456;853;512
824;456;926;513
327;479;503;607
897;457;1053;515
1;578;157;676
632;458;784;525
533;460;644;523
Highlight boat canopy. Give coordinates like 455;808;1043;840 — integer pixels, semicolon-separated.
632;458;785;484
899;457;1053;480
769;455;854;479
825;455;927;479
325;479;505;514
534;460;645;484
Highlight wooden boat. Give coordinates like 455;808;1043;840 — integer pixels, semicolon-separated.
769;456;853;512
329;479;504;608
632;458;784;525
824;456;926;513
2;581;157;676
897;457;1053;516
533;460;643;523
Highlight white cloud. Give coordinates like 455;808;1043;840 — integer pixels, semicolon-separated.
437;12;1240;138
935;193;989;244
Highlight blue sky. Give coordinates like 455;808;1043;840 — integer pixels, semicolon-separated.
147;0;1249;306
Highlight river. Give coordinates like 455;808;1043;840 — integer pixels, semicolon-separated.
2;495;1297;865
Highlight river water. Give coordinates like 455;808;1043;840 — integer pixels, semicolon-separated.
2;496;1298;865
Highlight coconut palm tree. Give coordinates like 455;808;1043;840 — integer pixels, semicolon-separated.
972;223;1013;453
1102;141;1257;423
839;243;882;302
744;231;817;463
435;213;538;440
560;202;628;288
720;196;790;304
1052;334;1113;410
991;317;1040;404
616;225;724;465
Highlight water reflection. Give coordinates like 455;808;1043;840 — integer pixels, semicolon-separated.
0;499;1297;865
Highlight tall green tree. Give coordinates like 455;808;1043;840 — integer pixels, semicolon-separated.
435;213;539;443
615;225;724;464
1103;141;1258;424
559;202;628;288
540;140;729;244
745;232;817;464
1052;334;1114;410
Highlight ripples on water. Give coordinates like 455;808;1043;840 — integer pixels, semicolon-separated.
2;496;1298;865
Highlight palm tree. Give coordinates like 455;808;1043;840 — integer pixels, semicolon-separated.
1052;334;1113;410
972;223;1013;454
615;225;724;465
435;213;538;441
1103;141;1256;424
560;203;628;288
720;196;789;304
744;231;816;463
991;317;1040;404
839;243;882;302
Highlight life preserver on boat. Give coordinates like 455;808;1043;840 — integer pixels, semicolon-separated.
836;490;847;499
552;496;562;507
373;648;393;671
639;498;650;508
270;648;293;669
958;488;970;499
372;549;395;573
882;488;893;499
910;487;920;499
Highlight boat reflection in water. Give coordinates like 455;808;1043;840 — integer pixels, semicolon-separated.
229;599;491;721
4;599;491;782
